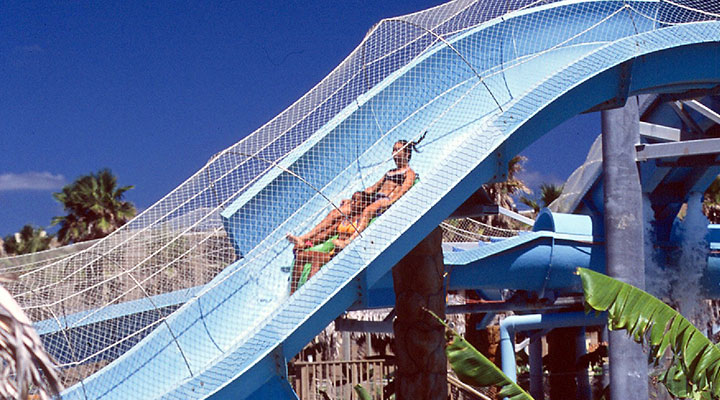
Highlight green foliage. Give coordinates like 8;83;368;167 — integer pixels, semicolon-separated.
3;225;52;255
52;169;136;244
579;267;720;399
520;183;563;215
539;183;563;208
520;197;540;214
483;155;533;229
427;310;534;400
703;175;720;223
353;384;373;400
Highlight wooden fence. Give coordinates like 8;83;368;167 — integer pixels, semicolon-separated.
293;359;393;400
292;359;491;400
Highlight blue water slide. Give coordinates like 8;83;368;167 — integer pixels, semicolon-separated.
61;1;720;399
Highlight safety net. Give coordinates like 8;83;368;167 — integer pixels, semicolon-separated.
2;0;719;397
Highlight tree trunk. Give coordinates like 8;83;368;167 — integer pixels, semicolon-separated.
392;227;447;400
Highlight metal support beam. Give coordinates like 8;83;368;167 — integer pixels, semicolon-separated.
498;206;535;226
500;312;606;383
683;99;720;125
448;204;499;219
669;101;705;135
636;138;720;161
638;121;680;142
335;297;585;333
447;296;584;314
602;99;649;400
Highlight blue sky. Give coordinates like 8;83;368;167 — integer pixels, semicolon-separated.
0;0;598;236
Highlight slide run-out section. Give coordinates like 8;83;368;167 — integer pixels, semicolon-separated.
61;1;720;399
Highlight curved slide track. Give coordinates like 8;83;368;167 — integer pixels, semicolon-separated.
60;1;720;399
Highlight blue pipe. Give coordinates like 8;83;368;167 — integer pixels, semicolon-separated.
499;312;606;382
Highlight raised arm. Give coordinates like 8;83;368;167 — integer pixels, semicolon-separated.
363;175;386;196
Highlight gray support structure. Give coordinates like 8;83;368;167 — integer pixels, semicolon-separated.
601;98;649;400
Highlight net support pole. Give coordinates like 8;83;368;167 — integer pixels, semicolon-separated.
601;97;649;400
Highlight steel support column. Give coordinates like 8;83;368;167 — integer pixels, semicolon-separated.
601;98;649;400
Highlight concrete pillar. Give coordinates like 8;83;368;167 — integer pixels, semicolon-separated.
601;98;649;400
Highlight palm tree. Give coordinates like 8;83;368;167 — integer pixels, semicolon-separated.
520;183;563;216
483;155;532;228
52;169;136;244
3;225;52;256
392;228;447;399
539;183;563;208
520;197;540;214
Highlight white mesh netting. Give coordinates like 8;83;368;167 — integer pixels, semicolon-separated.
1;0;719;397
441;217;525;242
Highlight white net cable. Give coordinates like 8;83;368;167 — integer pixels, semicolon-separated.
0;240;98;275
441;218;525;242
3;0;718;396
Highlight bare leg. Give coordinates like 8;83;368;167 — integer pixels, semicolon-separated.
309;253;332;278
287;202;350;249
291;250;333;293
290;258;305;293
335;198;391;248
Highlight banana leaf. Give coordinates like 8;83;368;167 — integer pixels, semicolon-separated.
578;267;720;398
427;309;534;400
353;384;373;400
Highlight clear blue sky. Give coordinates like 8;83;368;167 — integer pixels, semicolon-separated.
0;0;598;237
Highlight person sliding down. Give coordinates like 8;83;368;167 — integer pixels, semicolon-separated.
287;191;370;293
286;190;368;251
333;134;425;250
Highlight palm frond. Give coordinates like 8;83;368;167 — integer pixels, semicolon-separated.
579;267;720;398
0;280;62;400
427;310;534;400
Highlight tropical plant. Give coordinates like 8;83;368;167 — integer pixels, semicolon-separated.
483;155;532;228
0;274;62;399
422;268;720;400
352;268;719;399
51;169;136;244
520;183;563;215
520;197;540;214
539;183;563;208
428;310;533;400
3;225;52;256
353;384;373;400
579;267;719;399
703;175;720;223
